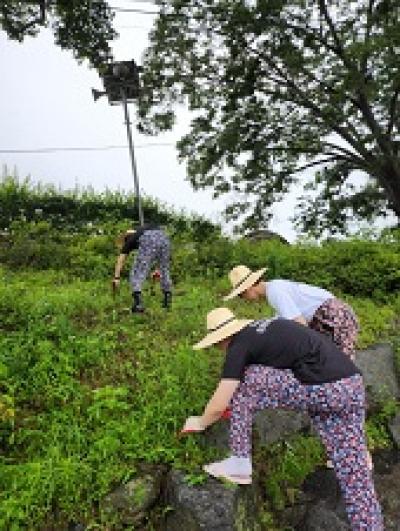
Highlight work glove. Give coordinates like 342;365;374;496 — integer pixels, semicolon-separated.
181;416;205;433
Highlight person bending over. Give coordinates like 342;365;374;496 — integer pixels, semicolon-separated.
112;223;172;312
182;308;383;531
224;265;359;359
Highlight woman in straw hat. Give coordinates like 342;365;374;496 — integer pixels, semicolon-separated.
112;223;172;312
182;308;383;530
224;265;359;360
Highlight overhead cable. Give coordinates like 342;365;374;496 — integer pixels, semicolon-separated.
0;143;175;154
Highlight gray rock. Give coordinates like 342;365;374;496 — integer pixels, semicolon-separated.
389;413;400;448
302;468;342;502
355;344;400;407
204;418;230;450
101;467;163;526
204;411;310;453
68;524;86;531
254;409;310;446
298;468;350;530
301;500;349;530
374;458;400;530
298;450;400;531
165;469;262;530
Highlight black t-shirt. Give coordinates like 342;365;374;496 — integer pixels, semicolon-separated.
222;318;361;384
121;224;160;254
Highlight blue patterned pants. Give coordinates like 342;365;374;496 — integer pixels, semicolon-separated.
229;366;383;530
129;230;172;292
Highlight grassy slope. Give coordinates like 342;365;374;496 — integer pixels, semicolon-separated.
0;266;399;528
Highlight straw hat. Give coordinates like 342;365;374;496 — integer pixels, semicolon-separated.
193;307;252;350
224;265;267;301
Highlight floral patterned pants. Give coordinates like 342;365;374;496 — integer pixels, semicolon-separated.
130;230;172;292
229;366;383;531
309;298;359;360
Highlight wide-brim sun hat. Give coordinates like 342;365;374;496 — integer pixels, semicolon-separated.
223;265;267;301
193;307;252;350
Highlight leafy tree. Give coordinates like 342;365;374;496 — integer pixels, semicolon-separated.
0;0;116;69
139;0;400;236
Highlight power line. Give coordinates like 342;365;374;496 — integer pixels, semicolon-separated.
116;0;157;4
110;4;186;17
0;143;175;154
110;5;159;15
116;24;153;29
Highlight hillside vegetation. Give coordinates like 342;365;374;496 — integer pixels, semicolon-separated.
0;177;399;529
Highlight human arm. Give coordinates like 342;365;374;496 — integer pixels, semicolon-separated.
201;379;240;428
112;253;127;287
292;315;307;326
182;379;240;432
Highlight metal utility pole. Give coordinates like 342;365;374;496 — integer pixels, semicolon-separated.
120;87;144;226
92;59;144;226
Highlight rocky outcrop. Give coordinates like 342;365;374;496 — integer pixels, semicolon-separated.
389;412;400;447
160;451;400;530
355;343;400;407
205;411;309;452
100;466;164;527
291;450;400;531
300;501;350;531
374;453;400;530
164;470;262;530
254;409;310;446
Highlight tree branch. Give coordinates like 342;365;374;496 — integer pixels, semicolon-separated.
290;156;349;175
387;84;400;136
360;0;375;75
317;0;355;71
256;54;372;161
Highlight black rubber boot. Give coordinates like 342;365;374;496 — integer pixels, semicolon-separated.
162;291;172;309
132;291;145;313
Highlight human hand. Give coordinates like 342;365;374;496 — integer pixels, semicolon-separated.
181;416;205;434
151;269;161;281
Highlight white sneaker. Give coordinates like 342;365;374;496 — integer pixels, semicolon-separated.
203;459;252;485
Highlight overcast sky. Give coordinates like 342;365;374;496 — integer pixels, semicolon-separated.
0;3;311;242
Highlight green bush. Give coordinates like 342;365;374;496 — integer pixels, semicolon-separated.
0;174;220;240
1;183;399;303
228;237;400;301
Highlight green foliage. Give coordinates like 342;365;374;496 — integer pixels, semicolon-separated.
0;271;225;528
366;400;400;450
0;175;220;240
139;0;400;234
350;297;397;349
0;0;116;69
0;182;399;528
257;436;324;512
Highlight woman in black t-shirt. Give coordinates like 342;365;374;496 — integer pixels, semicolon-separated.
112;224;172;312
181;308;383;531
